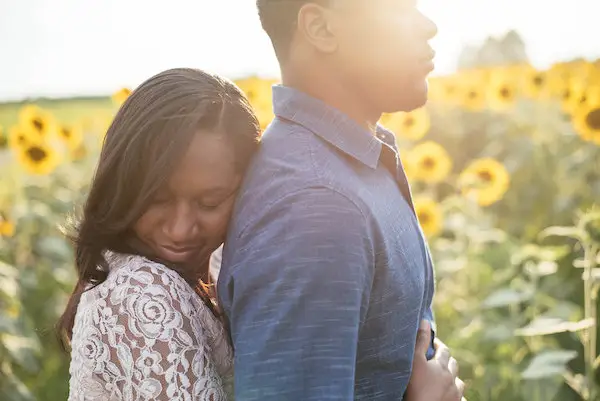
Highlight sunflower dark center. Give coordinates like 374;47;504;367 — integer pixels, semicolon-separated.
500;87;511;98
27;146;47;162
404;116;415;128
422;157;436;169
32;118;44;132
0;135;7;148
585;109;600;131
478;170;493;182
418;211;431;224
62;128;71;138
533;75;544;87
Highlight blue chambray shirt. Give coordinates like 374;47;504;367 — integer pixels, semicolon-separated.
218;85;436;400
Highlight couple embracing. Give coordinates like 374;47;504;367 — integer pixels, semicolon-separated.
61;1;466;400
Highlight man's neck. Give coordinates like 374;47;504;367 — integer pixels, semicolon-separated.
280;65;380;135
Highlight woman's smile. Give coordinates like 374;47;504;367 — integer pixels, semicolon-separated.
158;243;200;262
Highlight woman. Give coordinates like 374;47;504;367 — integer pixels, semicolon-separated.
59;67;462;401
58;68;259;400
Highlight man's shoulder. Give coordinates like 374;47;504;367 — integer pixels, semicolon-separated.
258;117;329;163
238;119;330;200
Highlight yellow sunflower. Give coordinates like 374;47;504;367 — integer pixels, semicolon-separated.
235;77;274;131
0;218;15;237
546;67;571;100
235;77;272;109
400;154;416;181
112;87;132;106
16;142;60;175
407;141;452;183
426;76;445;102
18;104;56;139
57;124;83;151
8;125;37;151
459;158;510;206
460;84;486;111
414;197;443;237
0;125;7;150
487;74;518;111
433;76;460;104
521;68;550;99
382;107;430;141
561;81;589;116
572;100;600;144
584;85;600;107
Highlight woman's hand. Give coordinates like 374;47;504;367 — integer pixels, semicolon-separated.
405;320;466;401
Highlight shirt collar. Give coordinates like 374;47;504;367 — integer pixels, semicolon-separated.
271;85;396;169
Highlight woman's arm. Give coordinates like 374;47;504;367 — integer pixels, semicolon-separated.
89;262;229;400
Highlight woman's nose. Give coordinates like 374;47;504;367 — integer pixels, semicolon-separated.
164;203;196;243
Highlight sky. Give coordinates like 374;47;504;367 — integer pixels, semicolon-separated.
1;0;599;101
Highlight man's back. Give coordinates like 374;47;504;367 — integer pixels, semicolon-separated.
218;86;435;400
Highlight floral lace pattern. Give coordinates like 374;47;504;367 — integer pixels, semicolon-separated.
68;251;233;400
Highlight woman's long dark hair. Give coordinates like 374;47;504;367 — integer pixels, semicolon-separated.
57;68;260;349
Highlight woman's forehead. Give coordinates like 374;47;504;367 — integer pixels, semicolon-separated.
168;133;238;190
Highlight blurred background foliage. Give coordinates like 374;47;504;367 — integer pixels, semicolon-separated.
0;31;599;401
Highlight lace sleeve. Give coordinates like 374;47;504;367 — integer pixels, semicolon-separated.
81;261;229;400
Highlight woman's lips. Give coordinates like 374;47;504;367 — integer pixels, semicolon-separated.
159;245;199;261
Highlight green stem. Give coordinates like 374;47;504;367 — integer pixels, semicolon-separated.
588;244;599;400
583;243;598;400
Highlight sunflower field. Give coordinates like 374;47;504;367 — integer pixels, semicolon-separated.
1;52;600;400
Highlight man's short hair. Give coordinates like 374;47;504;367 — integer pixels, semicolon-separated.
256;0;326;60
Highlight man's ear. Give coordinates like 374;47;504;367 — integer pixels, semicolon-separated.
296;3;338;54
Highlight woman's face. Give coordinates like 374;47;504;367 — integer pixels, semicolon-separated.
133;130;241;269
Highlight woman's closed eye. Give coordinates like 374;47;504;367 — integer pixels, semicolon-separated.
196;199;222;210
196;188;238;210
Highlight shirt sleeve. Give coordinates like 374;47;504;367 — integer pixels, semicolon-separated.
221;187;375;401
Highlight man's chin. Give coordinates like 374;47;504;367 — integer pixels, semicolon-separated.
384;93;428;114
380;80;429;113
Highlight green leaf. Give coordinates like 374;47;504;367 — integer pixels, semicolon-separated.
0;373;35;401
520;377;563;401
483;324;515;342
522;350;578;380
0;314;17;334
511;244;571;265
524;260;558;276
482;287;533;308
539;226;588;242
0;274;17;298
515;317;594;337
0;260;18;278
1;334;40;373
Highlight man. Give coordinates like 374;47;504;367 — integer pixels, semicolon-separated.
217;0;464;399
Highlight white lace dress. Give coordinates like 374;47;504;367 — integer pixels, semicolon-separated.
68;251;234;400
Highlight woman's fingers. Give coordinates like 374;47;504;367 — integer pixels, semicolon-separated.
448;357;459;377
434;342;451;367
